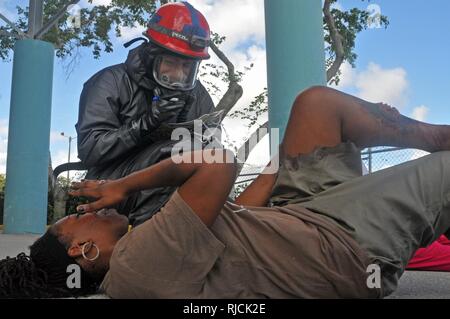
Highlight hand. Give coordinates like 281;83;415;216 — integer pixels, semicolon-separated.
147;88;186;128
68;179;128;213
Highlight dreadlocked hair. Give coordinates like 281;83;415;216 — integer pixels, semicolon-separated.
0;229;101;299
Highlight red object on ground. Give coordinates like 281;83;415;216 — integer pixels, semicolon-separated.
407;235;450;272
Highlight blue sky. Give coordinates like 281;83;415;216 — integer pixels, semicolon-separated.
0;0;450;175
340;0;450;124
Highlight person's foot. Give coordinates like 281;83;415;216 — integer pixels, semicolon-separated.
419;124;450;153
380;105;450;153
373;103;446;152
378;103;401;118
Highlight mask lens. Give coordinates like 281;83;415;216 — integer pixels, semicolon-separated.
153;54;200;91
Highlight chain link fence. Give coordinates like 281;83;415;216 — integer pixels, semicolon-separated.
361;147;429;174
234;147;430;195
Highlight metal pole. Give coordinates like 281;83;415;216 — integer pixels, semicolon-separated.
0;13;28;39
67;136;71;182
34;0;80;39
264;0;326;143
28;0;44;38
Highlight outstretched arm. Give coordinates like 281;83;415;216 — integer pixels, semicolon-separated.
70;149;237;227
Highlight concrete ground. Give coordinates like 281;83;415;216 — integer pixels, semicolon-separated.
1;232;449;299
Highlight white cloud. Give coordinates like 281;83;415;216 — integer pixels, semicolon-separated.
118;23;146;43
354;62;409;108
50;130;79;178
411;105;429;122
50;131;68;143
79;0;112;7
334;62;410;109
51;148;80;179
229;45;267;113
0;119;8;136
333;62;356;89
91;0;112;5
189;0;265;51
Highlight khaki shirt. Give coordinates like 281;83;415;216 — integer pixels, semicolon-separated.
100;190;379;298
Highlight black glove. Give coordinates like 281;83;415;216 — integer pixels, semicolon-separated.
146;88;186;129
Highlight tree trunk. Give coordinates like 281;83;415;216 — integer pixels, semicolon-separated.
323;0;345;82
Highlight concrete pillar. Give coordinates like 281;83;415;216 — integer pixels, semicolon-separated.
264;0;326;141
4;39;54;234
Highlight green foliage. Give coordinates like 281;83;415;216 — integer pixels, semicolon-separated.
0;0;158;61
0;174;5;192
234;181;251;197
47;172;88;222
324;0;389;85
211;31;226;46
55;175;89;217
229;88;268;127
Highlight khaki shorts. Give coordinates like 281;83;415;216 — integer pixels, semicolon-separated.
270;142;450;297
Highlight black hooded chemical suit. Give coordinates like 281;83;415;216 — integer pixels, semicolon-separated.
75;42;215;226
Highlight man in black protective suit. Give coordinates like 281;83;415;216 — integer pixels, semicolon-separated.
75;2;218;226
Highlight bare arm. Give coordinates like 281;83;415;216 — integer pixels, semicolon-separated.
70;149;237;227
234;159;278;207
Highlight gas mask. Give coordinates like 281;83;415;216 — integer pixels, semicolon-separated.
153;54;200;91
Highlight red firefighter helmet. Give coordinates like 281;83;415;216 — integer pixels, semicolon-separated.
146;2;210;59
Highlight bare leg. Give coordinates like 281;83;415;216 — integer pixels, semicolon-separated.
236;86;450;206
281;86;450;157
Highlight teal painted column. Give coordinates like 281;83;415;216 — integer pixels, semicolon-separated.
4;39;54;234
264;0;326;141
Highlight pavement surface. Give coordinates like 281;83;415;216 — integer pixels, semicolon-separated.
1;232;449;299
